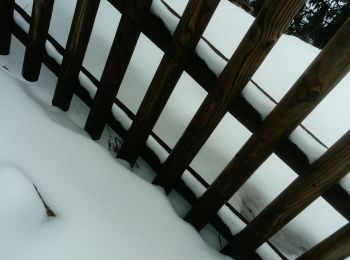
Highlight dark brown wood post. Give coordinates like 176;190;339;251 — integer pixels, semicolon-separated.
153;0;307;193
0;0;15;54
84;0;152;140
221;130;350;259
297;223;350;260
52;0;100;111
116;0;221;165
109;0;350;222
22;0;55;81
184;17;350;231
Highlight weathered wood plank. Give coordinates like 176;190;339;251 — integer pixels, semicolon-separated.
222;130;350;258
22;0;54;81
84;0;152;140
107;0;350;221
10;14;287;259
185;17;350;231
297;223;350;260
0;0;15;54
153;0;306;193
52;0;100;111
117;0;220;165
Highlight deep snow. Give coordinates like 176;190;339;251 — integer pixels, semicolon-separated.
2;0;350;259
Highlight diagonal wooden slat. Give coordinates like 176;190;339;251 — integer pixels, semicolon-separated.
185;17;350;231
222;130;350;258
22;0;55;81
107;0;350;222
117;0;221;165
153;0;307;193
297;223;350;260
0;0;15;55
52;0;101;111
84;0;152;140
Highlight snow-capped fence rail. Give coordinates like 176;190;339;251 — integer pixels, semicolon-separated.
153;0;306;194
185;17;350;232
222;129;350;258
117;0;220;165
108;0;350;225
4;0;350;259
84;0;152;140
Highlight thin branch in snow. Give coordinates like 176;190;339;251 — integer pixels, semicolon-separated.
33;185;56;217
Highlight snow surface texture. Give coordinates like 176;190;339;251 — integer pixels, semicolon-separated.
3;0;349;259
0;69;230;260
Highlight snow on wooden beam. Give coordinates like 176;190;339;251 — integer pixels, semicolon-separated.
185;17;350;232
22;0;54;82
84;0;152;140
297;223;350;260
52;0;100;111
222;130;350;259
153;0;306;193
108;0;350;221
117;0;220;165
0;0;15;55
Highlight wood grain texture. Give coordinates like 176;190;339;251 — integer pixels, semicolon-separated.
52;0;100;111
84;0;152;140
22;0;54;81
0;0;15;54
185;17;350;232
11;17;273;259
107;0;350;221
297;223;350;260
153;0;306;193
117;0;220;164
222;130;350;259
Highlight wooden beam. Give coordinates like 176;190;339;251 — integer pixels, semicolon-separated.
185;17;350;231
84;0;152;140
4;7;310;260
0;0;15;54
117;0;220;165
52;0;100;111
107;0;350;222
153;0;306;193
22;0;54;81
297;223;350;260
222;130;350;259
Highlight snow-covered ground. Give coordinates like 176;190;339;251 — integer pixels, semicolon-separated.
0;62;231;259
2;0;349;259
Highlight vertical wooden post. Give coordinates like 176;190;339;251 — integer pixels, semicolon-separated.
22;0;55;81
297;223;350;260
0;0;15;55
184;17;350;231
52;0;100;111
153;0;307;193
117;0;221;165
84;0;152;140
221;130;350;259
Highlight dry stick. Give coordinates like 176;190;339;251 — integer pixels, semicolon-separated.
297;223;350;260
117;0;220;165
185;17;350;232
22;0;54;81
153;0;306;193
222;130;350;259
0;0;15;54
52;0;100;111
84;0;152;140
108;0;350;222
